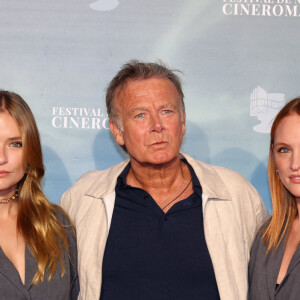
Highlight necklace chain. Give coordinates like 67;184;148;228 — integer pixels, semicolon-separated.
161;178;192;210
0;190;18;204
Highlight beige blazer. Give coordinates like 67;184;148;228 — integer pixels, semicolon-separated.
60;153;268;300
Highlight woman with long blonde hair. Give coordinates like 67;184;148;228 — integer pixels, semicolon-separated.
0;90;78;299
249;97;300;299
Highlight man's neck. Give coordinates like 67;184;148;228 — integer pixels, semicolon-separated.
126;156;190;193
126;156;193;212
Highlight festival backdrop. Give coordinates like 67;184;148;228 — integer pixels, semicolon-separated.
1;0;300;211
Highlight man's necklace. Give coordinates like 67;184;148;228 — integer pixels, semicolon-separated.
0;190;18;204
161;178;192;210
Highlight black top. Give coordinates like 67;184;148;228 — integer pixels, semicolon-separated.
0;210;79;300
101;160;220;300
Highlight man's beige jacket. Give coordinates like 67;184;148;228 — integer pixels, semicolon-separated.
60;153;268;300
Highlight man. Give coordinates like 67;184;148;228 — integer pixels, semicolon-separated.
61;60;268;300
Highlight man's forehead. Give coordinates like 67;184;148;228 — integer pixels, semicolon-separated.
116;77;179;100
130;102;177;112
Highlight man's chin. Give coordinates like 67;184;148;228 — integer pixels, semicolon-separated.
139;154;179;167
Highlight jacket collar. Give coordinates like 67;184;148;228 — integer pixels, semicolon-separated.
83;159;129;199
181;153;231;202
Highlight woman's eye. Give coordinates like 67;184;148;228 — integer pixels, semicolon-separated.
10;141;22;147
278;147;289;153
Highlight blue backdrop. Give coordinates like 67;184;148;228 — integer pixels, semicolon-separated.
1;0;300;211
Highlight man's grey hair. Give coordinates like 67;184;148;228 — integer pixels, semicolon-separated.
106;60;185;130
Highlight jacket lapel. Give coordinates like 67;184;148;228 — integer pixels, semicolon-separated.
202;194;242;300
287;244;300;276
266;236;285;299
0;247;30;298
76;194;109;299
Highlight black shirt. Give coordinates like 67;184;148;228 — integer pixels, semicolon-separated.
101;160;220;300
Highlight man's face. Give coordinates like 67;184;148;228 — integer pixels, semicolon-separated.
110;78;186;166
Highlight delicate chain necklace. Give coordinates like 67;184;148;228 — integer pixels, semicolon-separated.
0;189;18;204
161;178;192;210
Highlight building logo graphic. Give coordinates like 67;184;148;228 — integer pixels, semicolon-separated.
250;86;285;133
89;0;119;11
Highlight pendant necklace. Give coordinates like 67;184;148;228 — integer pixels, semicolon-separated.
161;178;192;210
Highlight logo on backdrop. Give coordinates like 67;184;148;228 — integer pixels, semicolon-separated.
223;0;300;17
52;107;109;130
89;0;119;11
250;86;285;133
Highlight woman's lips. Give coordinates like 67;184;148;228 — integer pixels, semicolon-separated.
0;171;9;177
289;175;300;183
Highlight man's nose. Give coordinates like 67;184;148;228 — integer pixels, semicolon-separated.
150;113;164;133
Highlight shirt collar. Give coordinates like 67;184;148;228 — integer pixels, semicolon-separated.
116;162;131;191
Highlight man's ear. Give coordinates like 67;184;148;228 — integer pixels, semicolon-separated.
181;112;186;136
109;121;125;146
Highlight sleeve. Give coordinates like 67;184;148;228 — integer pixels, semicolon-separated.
60;189;72;215
54;208;80;299
252;190;269;234
248;230;263;279
248;228;269;300
68;226;79;300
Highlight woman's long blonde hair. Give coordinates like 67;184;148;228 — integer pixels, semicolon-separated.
0;90;69;284
263;97;300;252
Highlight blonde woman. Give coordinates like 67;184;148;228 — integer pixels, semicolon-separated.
0;91;78;299
249;98;300;299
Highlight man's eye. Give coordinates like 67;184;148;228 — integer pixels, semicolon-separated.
10;141;22;147
136;113;145;118
162;110;172;114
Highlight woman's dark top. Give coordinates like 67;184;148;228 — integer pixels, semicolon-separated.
249;225;300;300
0;210;79;299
